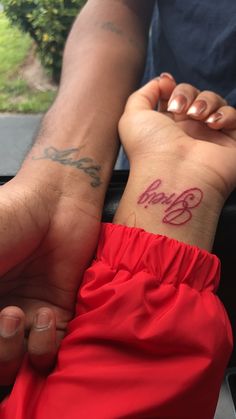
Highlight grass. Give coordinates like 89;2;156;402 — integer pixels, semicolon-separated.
0;11;56;113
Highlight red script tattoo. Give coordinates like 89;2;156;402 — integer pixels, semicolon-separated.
138;179;203;225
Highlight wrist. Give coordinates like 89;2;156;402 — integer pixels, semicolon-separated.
16;102;121;209
129;146;231;202
115;160;224;251
17;139;115;213
15;159;103;221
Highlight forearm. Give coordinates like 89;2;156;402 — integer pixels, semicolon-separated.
17;0;154;211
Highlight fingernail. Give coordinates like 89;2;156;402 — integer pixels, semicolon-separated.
206;112;223;123
0;315;20;337
35;312;51;330
187;100;207;116
160;72;175;81
167;95;187;113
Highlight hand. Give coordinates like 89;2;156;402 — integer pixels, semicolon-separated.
0;173;100;385
116;75;236;251
119;74;236;200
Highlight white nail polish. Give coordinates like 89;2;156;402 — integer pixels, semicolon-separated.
205;111;223;123
167;99;180;112
205;116;215;123
187;105;198;115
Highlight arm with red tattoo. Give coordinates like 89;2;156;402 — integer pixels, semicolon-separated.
114;76;236;251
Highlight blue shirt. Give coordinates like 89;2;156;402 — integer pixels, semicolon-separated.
116;0;236;169
149;0;236;106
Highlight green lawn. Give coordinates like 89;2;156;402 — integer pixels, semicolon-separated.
0;11;56;113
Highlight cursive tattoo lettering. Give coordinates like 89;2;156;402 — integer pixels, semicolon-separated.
32;147;102;187
138;179;203;226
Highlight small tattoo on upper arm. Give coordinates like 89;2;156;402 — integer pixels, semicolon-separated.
100;21;139;50
137;179;203;226
102;21;123;36
32;147;102;187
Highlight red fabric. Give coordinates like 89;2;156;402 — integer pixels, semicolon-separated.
0;223;233;419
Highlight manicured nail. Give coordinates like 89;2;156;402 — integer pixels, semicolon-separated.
206;112;223;123
167;95;187;113
0;315;20;338
35;311;51;330
160;72;175;81
187;100;207;116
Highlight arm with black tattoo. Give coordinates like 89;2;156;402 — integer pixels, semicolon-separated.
18;0;155;206
0;0;155;384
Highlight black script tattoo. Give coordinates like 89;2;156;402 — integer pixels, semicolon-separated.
32;147;102;187
138;179;203;226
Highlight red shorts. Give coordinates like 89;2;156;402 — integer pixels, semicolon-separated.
0;224;233;419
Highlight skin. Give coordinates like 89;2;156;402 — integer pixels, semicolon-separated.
0;75;234;399
1;0;235;387
115;75;236;251
0;0;155;384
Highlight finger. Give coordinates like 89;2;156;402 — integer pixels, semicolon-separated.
125;75;176;112
167;83;200;114
125;79;161;112
28;308;59;373
0;307;25;385
205;105;236;139
157;73;177;112
187;91;227;120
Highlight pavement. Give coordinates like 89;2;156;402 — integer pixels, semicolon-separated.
0;113;42;176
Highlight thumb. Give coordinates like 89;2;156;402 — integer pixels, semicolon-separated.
125;79;161;112
125;75;176;112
